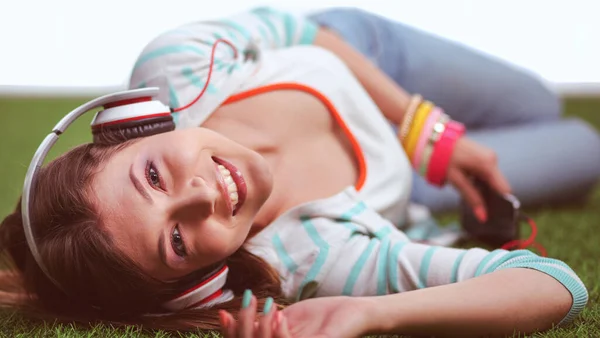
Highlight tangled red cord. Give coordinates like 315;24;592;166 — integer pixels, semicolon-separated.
501;216;547;257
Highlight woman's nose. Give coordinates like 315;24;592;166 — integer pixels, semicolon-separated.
170;177;219;222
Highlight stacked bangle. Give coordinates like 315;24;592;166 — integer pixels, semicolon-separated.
404;101;434;159
398;95;466;186
398;95;423;142
426;120;465;185
412;107;442;169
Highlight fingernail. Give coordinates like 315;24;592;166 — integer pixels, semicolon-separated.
475;206;488;223
219;310;228;326
263;297;273;314
242;289;252;309
273;311;283;331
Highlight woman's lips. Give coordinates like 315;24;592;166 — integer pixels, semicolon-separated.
212;157;247;216
214;164;234;216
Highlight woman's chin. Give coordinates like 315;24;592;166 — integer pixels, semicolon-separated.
249;154;274;204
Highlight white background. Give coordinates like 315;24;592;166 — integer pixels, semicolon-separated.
1;0;599;95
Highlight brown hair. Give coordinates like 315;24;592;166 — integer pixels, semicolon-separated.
0;142;284;332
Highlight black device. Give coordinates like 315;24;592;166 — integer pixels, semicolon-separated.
460;178;521;247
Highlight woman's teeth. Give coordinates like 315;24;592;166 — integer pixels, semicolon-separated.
218;164;239;208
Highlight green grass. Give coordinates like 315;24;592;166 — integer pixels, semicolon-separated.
0;96;599;337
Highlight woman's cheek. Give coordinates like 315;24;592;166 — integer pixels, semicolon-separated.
197;226;238;260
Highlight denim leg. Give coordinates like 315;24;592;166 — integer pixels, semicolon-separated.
309;7;562;128
309;8;600;211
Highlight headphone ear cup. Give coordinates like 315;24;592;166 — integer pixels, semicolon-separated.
90;93;174;145
163;262;230;311
92;114;175;145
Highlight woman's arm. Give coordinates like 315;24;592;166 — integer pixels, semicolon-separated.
282;267;578;338
361;268;572;337
313;26;512;215
313;28;411;125
286;217;586;336
219;269;578;338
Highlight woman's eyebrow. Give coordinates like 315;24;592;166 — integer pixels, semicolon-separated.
129;163;153;204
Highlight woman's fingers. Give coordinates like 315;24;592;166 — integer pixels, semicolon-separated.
482;163;511;196
219;310;237;338
273;312;292;338
469;150;511;195
219;290;288;338
238;290;258;338
448;169;487;222
257;298;292;338
450;137;513;221
457;138;512;195
258;297;275;338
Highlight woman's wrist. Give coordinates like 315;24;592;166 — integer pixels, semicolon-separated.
354;297;382;335
355;296;406;335
397;97;466;186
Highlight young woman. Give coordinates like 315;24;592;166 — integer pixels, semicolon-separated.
0;6;595;337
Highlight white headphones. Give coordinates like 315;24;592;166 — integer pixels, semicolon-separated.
21;87;235;311
21;87;234;311
21;38;263;311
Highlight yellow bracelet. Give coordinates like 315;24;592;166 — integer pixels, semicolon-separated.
398;94;423;142
404;101;432;151
404;101;434;158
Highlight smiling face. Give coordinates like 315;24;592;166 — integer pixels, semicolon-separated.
92;128;273;281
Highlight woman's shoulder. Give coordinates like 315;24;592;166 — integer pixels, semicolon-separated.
245;186;405;264
244;186;412;299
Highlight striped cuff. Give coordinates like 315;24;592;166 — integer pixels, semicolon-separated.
495;254;588;326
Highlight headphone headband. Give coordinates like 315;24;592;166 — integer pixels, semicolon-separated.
21;87;163;291
21;87;231;311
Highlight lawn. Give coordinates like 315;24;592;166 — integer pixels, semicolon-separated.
0;96;599;337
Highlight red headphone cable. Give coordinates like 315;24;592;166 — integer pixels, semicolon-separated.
501;214;547;257
171;38;238;113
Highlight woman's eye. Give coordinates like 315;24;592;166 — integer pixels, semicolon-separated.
145;162;162;189
171;225;187;257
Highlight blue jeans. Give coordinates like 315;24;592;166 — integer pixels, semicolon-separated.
310;8;600;212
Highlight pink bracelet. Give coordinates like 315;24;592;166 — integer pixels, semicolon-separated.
426;120;466;186
412;107;442;168
420;114;450;177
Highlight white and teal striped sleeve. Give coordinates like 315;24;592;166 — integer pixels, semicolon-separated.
317;235;588;327
128;7;318;125
218;7;318;49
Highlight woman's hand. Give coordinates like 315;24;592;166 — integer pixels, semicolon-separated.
448;137;511;221
219;293;371;338
219;293;291;338
282;296;371;338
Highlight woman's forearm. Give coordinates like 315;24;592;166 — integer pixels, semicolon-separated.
313;27;411;125
360;268;573;337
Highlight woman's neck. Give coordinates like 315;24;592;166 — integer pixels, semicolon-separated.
205;90;359;230
202;111;284;229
